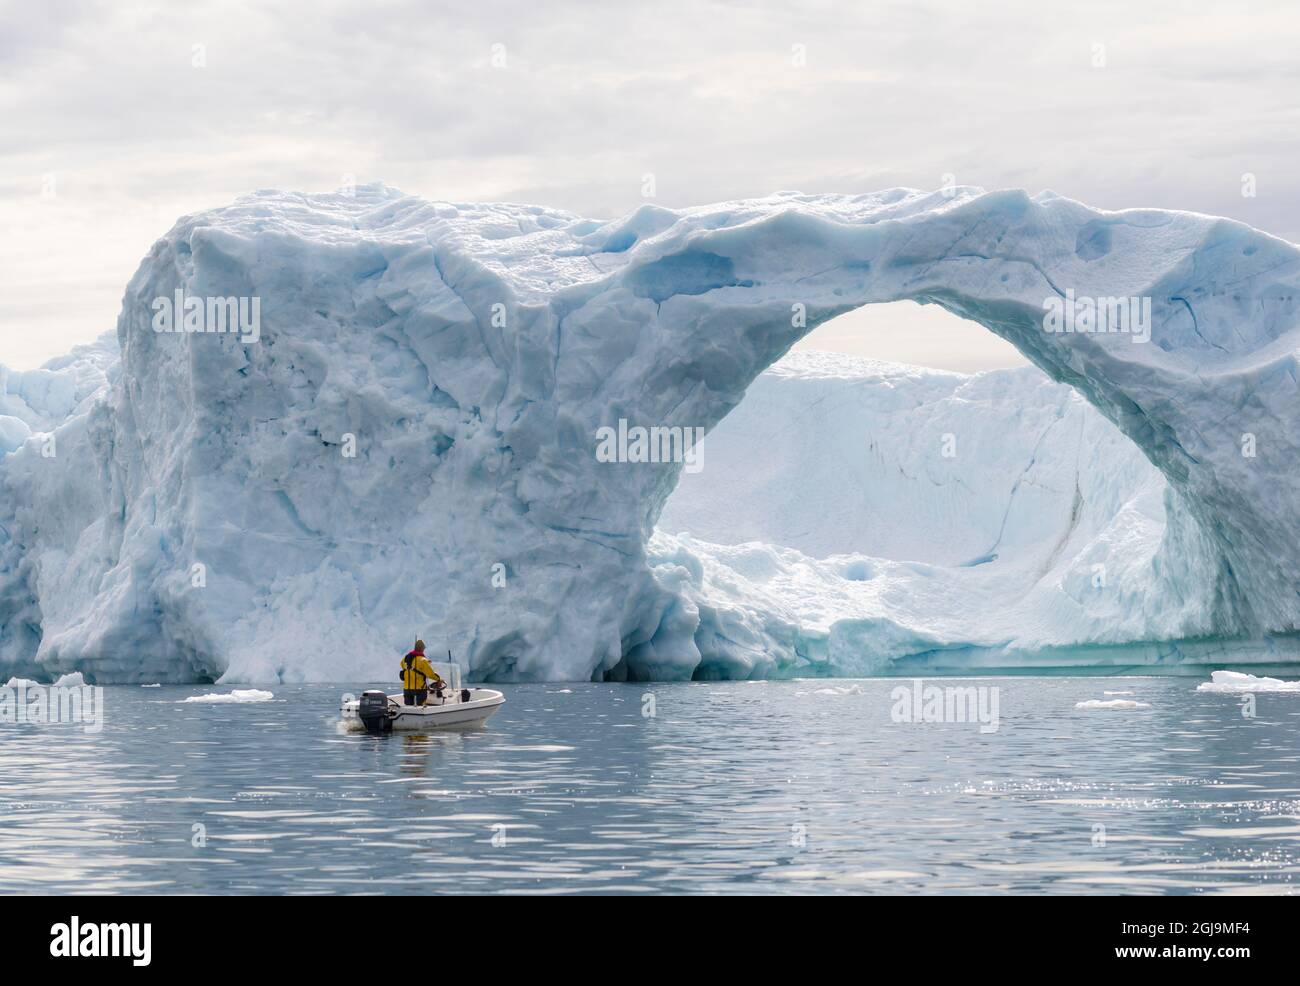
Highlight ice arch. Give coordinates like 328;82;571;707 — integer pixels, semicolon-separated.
2;184;1299;682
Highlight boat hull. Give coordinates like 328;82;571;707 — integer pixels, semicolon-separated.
341;689;505;732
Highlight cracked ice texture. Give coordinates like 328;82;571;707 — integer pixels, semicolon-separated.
1;184;1298;682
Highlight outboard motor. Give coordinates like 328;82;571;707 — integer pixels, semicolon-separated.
358;690;393;734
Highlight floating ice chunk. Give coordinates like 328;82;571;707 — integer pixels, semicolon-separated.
1103;690;1135;696
799;684;867;696
181;689;275;704
53;672;86;687
1076;699;1151;710
141;683;161;687
3;677;39;689
1196;670;1300;694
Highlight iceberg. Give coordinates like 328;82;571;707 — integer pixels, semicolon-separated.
2;184;1300;683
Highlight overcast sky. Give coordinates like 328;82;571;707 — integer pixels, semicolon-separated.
4;0;1299;370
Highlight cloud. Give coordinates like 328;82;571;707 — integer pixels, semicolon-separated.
3;0;1299;367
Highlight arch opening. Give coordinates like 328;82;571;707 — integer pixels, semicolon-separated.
650;300;1200;680
791;299;1028;374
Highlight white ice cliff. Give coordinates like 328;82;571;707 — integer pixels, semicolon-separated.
2;184;1299;682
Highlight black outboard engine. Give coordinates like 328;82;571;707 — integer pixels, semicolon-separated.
358;690;393;734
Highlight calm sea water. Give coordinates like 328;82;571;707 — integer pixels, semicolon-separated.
2;676;1299;895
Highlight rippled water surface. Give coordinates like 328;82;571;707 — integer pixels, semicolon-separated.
2;676;1299;894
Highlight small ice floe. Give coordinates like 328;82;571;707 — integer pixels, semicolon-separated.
181;689;275;704
1196;670;1300;694
53;672;86;687
798;684;866;697
1103;690;1134;696
1076;699;1151;710
141;683;161;688
3;677;39;689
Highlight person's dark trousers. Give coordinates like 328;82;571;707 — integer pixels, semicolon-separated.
403;688;428;706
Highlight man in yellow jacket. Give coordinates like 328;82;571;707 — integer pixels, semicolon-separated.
400;639;444;706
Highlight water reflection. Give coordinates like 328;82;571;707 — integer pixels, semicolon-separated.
0;677;1297;894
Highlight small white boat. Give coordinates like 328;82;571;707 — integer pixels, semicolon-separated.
340;662;504;733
